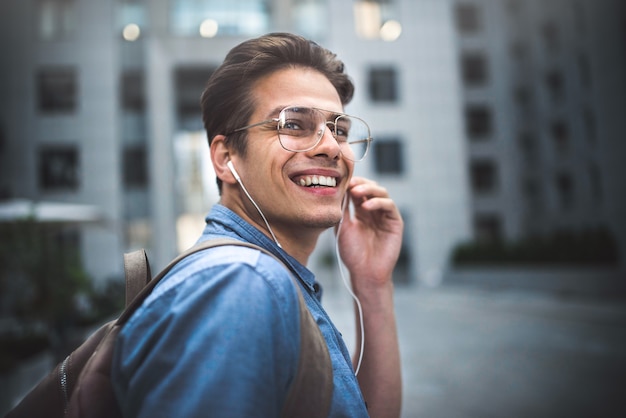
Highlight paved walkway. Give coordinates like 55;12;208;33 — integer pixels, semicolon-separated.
322;281;626;418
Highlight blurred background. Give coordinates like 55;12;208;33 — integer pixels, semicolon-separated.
0;0;625;416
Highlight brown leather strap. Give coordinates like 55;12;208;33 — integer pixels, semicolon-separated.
281;287;333;418
118;238;246;323
123;249;151;307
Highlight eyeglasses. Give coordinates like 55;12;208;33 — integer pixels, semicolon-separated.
229;106;373;162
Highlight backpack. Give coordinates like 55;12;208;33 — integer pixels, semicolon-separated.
6;238;333;418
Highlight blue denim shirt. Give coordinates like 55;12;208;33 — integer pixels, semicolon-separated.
112;204;368;417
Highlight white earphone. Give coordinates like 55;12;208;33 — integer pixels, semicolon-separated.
226;160;241;181
226;159;281;248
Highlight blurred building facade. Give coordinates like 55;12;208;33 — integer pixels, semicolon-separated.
455;0;626;257
0;0;624;285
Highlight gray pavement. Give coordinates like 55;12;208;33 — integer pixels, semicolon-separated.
322;280;626;418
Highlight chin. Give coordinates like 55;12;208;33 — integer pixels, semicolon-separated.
307;210;343;229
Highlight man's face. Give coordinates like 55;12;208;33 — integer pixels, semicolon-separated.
228;67;354;235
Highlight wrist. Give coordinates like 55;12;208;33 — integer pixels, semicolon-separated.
351;275;395;302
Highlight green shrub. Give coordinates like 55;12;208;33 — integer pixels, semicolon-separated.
0;220;90;324
452;227;619;266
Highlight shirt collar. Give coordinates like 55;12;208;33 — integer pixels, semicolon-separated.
200;204;318;292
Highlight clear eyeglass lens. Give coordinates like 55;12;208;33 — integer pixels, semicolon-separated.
277;107;370;161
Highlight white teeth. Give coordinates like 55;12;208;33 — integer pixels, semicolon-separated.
297;175;337;187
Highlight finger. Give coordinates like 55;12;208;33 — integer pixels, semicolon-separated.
349;176;378;190
349;176;368;187
359;197;399;215
349;182;389;202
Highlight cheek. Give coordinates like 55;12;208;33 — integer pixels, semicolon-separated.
273;151;299;176
346;161;355;175
344;162;355;183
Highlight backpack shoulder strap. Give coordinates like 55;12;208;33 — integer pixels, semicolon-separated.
121;238;332;418
123;249;151;307
281;281;333;418
118;238;244;323
121;238;243;309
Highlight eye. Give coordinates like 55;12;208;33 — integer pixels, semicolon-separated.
280;117;312;137
334;121;350;141
282;119;304;131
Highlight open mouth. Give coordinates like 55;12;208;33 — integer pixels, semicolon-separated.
293;175;338;188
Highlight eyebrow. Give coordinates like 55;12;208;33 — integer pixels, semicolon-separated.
263;105;346;121
264;105;287;120
326;110;343;120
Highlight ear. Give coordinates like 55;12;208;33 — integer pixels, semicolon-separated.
210;135;238;185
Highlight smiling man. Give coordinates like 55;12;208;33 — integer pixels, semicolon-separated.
112;33;403;418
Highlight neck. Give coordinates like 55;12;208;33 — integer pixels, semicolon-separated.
269;224;322;265
220;196;322;265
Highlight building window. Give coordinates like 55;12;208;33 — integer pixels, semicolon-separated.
368;67;398;103
169;0;270;37
474;213;502;242
175;66;215;131
39;145;80;191
578;53;592;88
545;69;565;103
519;132;538;165
514;85;535;118
509;40;529;63
37;67;78;113
513;85;533;111
522;177;542;212
461;52;488;86
455;3;482;34
38;0;76;40
123;144;148;189
588;163;603;203
550;120;569;155
121;70;145;112
555;172;574;210
541;21;560;53
583;108;596;144
470;159;498;194
374;138;404;175
465;105;492;139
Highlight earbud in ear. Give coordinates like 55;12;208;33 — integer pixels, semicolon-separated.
226;160;241;181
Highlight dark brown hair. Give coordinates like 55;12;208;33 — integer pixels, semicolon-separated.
200;32;354;190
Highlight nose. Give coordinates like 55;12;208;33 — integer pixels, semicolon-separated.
310;122;342;160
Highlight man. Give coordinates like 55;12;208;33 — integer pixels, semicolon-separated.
112;33;403;417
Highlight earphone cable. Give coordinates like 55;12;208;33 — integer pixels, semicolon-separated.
335;196;365;376
234;175;282;249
